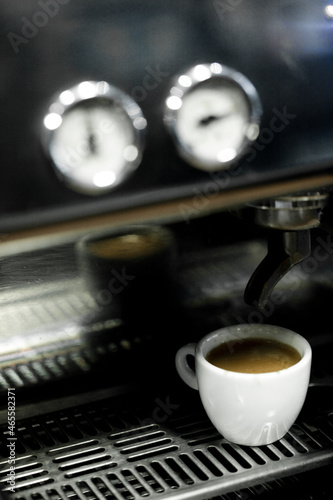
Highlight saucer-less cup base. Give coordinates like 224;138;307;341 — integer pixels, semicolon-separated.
175;324;312;446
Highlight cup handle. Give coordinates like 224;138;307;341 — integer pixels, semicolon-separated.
175;343;198;390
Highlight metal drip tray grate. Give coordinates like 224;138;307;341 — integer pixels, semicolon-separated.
0;390;332;500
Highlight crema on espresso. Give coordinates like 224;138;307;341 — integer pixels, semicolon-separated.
206;338;301;374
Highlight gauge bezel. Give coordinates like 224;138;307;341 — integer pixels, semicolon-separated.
42;81;147;195
163;63;262;171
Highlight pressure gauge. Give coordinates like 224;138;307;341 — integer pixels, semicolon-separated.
164;63;262;171
42;81;147;195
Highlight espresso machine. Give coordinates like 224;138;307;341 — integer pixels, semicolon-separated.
0;1;332;498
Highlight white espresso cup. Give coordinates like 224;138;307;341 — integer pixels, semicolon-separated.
175;324;312;446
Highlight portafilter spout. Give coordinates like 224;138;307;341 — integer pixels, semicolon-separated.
240;191;331;309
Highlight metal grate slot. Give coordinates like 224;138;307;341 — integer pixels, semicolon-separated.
105;472;136;499
91;477;118;499
69;354;91;373
76;481;100;500
121;469;150;497
61;484;82;499
30;424;56;449
0;455;51;493
268;439;294;458
85;411;112;433
51;445;106;464
106;411;141;432
4;474;53;493
119;438;174;455
16;365;40;385
186;428;221;446
40;489;61;500
237;446;266;465
0;374;10;391
48;441;118;480
58;453;113;472
42;359;65;379
63;459;117;479
0;460;47;487
43;420;73;446
126;444;179;463
16;426;43;452
179;454;209;481
207;446;238;473
110;425;159;442
282;430;312;454
3;368;25;387
70;414;99;438
113;431;166;449
221;444;252;470
290;424;323;450
313;421;333;445
30;362;55;383
257;445;281;462
193;449;223;477
0;391;332;500
172;416;221;446
57;417;85;441
150;460;180;489
111;425;179;463
135;465;165;494
48;440;101;457
170;416;208;435
164;457;194;486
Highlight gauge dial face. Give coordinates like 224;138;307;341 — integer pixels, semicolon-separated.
164;63;262;171
43;82;146;195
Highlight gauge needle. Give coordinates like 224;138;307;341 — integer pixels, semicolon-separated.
198;113;231;127
88;132;97;154
85;118;98;155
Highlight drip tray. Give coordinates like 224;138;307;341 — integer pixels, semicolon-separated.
0;386;332;500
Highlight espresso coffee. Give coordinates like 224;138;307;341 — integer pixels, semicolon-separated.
206;337;301;374
87;233;167;260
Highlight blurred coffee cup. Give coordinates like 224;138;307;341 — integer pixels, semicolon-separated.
76;224;177;324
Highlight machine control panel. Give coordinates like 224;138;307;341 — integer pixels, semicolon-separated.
0;0;332;234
